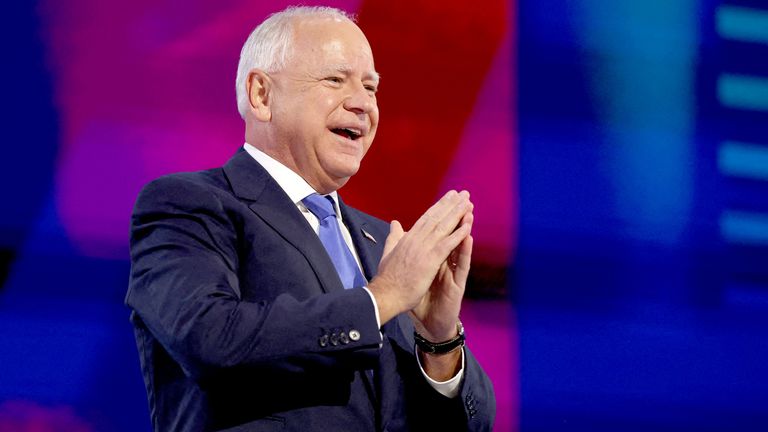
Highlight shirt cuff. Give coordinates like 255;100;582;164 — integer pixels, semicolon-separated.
415;346;465;398
361;286;382;329
360;287;384;347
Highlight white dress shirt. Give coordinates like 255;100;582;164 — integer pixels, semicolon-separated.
243;143;464;397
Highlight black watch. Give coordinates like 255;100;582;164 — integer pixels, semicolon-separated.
414;321;465;355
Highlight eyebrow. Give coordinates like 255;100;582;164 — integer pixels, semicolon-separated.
322;64;380;84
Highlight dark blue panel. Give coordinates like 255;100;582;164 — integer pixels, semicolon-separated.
517;0;768;430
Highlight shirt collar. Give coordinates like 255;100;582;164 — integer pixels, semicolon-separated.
243;143;342;215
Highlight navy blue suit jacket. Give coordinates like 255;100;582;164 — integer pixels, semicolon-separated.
126;149;495;431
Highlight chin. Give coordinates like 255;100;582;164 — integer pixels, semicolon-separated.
328;156;363;178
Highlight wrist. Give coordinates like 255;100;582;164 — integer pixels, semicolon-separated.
414;321;465;355
366;278;400;325
417;344;463;381
415;314;462;342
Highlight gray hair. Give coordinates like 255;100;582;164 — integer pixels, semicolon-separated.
235;6;356;119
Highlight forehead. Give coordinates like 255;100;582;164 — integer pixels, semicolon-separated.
287;17;377;78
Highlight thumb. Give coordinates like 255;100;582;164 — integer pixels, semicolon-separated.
383;220;404;258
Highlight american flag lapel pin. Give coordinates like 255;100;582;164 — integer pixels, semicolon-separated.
361;228;377;243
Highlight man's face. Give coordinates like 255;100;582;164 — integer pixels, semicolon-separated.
268;17;379;193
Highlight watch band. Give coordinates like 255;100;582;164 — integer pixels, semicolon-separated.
414;321;465;355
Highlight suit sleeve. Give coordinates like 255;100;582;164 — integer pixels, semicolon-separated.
389;315;496;432
126;176;382;381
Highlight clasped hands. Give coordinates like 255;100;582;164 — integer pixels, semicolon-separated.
368;190;474;345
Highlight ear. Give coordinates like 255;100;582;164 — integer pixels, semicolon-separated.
246;69;273;122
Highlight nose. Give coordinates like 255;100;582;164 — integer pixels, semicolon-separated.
343;82;376;114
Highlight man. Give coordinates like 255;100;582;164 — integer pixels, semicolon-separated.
127;6;495;431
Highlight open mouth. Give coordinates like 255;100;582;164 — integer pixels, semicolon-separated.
331;127;363;141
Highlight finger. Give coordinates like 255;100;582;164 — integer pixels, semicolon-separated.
441;192;472;232
382;220;404;258
455;209;474;238
435;222;472;263
432;200;472;239
411;190;466;234
453;234;473;288
460;206;474;226
410;190;457;232
447;211;472;275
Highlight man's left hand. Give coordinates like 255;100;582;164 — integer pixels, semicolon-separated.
409;209;473;342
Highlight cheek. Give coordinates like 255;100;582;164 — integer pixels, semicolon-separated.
319;93;340;113
365;126;377;148
368;116;379;141
297;93;335;128
370;105;380;127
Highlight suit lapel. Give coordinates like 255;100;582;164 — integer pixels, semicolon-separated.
338;199;384;282
225;150;386;409
222;150;345;294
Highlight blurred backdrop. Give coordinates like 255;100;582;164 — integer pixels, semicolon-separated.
1;0;767;431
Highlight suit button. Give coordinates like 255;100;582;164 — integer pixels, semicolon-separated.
330;333;339;346
349;329;361;341
339;332;350;344
319;334;329;347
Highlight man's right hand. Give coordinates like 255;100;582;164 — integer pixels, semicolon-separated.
367;190;473;325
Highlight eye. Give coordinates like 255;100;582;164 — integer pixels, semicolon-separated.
364;84;378;94
325;76;344;85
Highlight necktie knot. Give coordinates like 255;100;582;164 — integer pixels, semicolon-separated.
302;193;336;221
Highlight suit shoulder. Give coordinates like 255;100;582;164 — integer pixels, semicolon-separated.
141;168;225;192
134;168;231;211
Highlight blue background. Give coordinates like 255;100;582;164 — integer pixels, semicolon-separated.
517;0;768;430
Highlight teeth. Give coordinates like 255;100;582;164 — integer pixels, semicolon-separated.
336;127;362;139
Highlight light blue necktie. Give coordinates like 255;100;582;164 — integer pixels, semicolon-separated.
302;194;366;289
